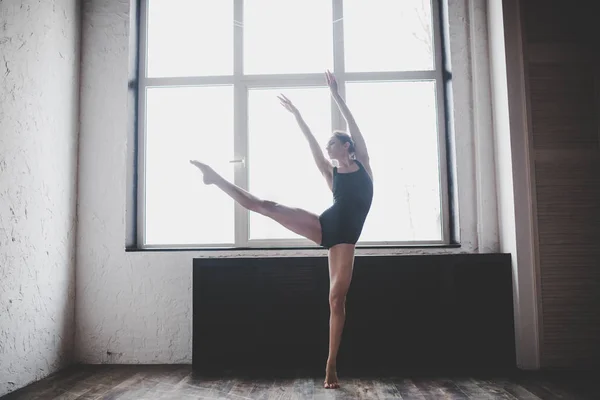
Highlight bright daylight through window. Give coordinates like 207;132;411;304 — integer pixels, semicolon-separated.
138;0;449;248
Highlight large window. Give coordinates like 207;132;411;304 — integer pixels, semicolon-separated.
137;0;449;248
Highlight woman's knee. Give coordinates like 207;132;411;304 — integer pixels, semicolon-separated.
329;290;347;313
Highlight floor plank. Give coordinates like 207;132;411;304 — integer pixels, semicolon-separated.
371;378;403;399
2;366;598;400
394;378;427;400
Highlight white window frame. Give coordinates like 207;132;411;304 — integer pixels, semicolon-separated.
136;0;450;249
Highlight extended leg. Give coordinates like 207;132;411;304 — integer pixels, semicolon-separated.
190;160;322;244
324;243;356;389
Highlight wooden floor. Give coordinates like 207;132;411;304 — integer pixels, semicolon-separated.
2;365;598;400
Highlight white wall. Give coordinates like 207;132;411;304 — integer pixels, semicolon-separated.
0;0;80;396
76;0;498;364
488;0;540;369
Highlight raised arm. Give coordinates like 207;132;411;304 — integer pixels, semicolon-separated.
326;70;370;164
278;94;333;188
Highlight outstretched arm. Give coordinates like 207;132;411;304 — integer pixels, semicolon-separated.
278;95;333;187
326;70;370;163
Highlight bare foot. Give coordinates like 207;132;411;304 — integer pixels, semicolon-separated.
324;364;340;389
189;160;219;185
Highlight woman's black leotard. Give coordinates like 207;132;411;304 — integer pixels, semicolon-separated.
319;160;373;249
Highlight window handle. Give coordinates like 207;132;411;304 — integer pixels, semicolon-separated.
229;158;245;166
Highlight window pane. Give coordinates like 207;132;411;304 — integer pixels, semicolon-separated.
244;0;333;74
147;0;233;77
344;0;434;72
145;86;234;245
248;87;332;240
346;81;442;241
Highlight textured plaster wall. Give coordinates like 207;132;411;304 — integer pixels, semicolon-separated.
0;0;80;396
76;0;496;363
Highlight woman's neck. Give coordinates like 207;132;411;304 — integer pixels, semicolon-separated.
338;157;354;167
337;158;355;169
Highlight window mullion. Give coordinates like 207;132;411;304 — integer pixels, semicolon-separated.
233;0;249;247
431;0;451;244
332;0;345;131
137;0;150;248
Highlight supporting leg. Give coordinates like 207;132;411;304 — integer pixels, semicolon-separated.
324;243;356;389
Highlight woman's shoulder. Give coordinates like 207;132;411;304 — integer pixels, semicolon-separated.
355;158;373;182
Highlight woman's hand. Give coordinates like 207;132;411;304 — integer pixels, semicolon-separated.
325;70;339;95
278;94;299;115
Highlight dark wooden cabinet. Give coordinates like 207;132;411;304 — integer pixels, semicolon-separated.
193;253;515;376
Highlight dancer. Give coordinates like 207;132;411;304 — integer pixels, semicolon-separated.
190;70;373;389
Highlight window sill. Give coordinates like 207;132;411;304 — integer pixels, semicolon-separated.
125;243;462;253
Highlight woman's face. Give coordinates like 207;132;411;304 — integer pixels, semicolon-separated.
325;136;349;161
